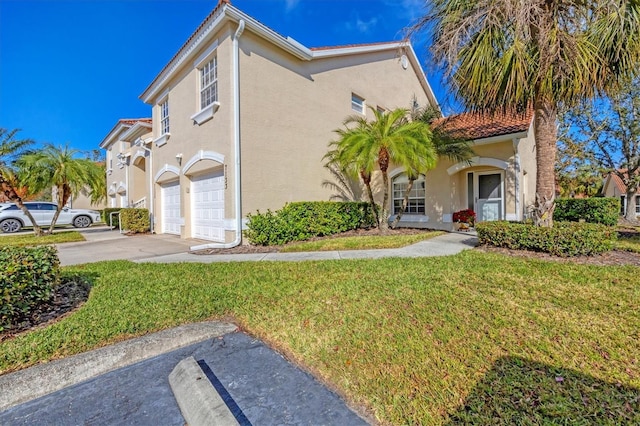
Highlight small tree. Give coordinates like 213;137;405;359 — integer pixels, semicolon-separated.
560;77;640;221
0;128;43;235
17;144;105;233
328;108;436;232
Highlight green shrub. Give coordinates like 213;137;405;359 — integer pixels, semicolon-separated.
0;246;60;330
102;208;123;228
476;221;617;256
554;198;619;226
245;201;375;246
120;208;150;233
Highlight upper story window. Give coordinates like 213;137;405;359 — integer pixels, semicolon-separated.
200;57;218;110
392;174;426;215
351;93;365;114
160;99;170;135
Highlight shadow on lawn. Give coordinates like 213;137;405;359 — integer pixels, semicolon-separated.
448;356;639;424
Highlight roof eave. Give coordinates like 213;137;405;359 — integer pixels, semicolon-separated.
99;123;133;149
471;130;530;146
140;4;314;104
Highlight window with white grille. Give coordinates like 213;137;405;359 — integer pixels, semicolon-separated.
392;174;426;214
200;57;218;109
160;99;170;135
351;93;365;114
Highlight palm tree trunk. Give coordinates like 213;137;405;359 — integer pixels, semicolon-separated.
390;178;415;229
532;101;558;227
360;170;379;228
379;171;390;233
49;184;69;233
0;178;43;236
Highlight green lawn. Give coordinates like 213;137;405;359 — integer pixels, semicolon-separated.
0;231;85;247
617;235;640;253
2;253;639;424
280;231;444;252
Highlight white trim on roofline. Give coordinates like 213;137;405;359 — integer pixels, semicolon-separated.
140;3;438;108
471;131;529;146
119;121;152;142
99;122;132;149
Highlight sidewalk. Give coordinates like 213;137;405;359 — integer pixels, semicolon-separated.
137;231;478;264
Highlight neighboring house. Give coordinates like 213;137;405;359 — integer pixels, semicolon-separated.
602;172;640;216
52;186;106;210
99;118;153;210
101;0;538;245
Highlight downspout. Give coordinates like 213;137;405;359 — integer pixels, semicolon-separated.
513;138;521;221
191;19;245;250
137;137;154;233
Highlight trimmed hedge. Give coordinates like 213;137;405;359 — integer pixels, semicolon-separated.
553;198;619;226
0;246;60;330
245;201;376;246
476;221;617;256
120;208;150;233
102;208;123;228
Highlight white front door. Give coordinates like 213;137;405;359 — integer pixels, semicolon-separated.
475;172;504;222
191;171;225;241
161;181;181;235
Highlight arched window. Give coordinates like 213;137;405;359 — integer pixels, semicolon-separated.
392;174;425;215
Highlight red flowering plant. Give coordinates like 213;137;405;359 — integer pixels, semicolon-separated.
452;209;476;225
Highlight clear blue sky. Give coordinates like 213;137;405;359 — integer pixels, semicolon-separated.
0;0;454;153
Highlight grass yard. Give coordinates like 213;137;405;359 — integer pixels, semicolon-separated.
280;231;444;252
1;252;639;424
0;231;85;247
617;235;640;253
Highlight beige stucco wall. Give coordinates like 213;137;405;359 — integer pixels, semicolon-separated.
390;136;532;231
238;30;432;218
146;20;434;242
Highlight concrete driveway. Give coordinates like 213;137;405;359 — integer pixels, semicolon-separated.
56;226;200;266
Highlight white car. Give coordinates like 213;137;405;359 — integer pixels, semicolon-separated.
0;202;102;233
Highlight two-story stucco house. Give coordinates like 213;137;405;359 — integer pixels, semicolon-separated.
100;118;153;210
101;0;538;247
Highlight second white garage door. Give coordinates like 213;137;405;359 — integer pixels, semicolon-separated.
191;171;225;241
160;181;181;235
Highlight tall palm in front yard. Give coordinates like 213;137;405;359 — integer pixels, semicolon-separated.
412;0;640;226
329;108;436;232
17;144;105;234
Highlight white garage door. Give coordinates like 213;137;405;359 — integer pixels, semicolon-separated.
161;181;181;235
191;171;225;241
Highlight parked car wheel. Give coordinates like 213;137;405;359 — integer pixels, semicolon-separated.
0;218;23;233
73;215;92;228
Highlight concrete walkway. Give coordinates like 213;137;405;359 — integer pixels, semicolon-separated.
136;231;478;264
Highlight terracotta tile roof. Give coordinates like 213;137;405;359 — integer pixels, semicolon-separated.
119;118;152;126
310;41;401;51
607;172;640;194
434;110;533;140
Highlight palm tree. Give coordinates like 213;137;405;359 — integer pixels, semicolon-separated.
0;128;43;235
388;105;475;229
17;144;105;234
411;0;640;226
329;107;436;232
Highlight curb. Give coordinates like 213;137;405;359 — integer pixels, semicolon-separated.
169;356;240;426
0;321;237;411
